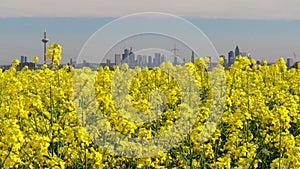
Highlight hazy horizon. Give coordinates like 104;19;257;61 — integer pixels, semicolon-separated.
1;0;300;64
1;16;299;65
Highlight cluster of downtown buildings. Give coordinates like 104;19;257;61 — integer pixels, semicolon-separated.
77;46;246;69
113;48;182;68
2;31;297;70
77;45;296;70
222;46;294;68
223;45;251;67
77;47;191;69
2;46;297;70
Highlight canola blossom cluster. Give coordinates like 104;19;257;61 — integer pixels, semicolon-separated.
0;55;299;168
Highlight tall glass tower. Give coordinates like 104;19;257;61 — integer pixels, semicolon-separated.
235;45;240;56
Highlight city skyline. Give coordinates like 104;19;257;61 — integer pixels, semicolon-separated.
0;17;300;65
3;31;298;70
75;45;296;70
1;0;300;64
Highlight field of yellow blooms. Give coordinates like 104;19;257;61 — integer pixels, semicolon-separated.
0;55;299;168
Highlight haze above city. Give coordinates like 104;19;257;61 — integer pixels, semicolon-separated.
1;0;300;65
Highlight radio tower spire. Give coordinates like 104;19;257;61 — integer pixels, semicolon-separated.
41;28;49;64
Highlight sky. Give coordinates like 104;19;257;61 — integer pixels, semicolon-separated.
1;0;300;65
1;0;300;19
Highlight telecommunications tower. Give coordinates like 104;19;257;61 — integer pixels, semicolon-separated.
41;29;49;64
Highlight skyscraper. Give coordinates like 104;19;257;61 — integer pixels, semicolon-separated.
191;51;195;63
128;51;135;67
174;56;178;65
228;51;235;66
235;45;240;56
122;49;130;61
115;54;121;66
148;55;152;67
137;55;142;66
154;53;161;67
287;58;294;68
160;55;165;64
21;56;26;64
106;59;111;67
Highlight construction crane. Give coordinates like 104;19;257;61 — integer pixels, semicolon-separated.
171;45;179;65
292;52;300;68
171;45;179;57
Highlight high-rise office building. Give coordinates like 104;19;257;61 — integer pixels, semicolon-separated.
154;53;161;67
161;55;165;64
128;47;135;67
191;51;195;63
137;55;142;66
174;56;178;65
115;54;121;66
148;56;152;67
235;46;240;56
142;55;148;66
240;52;247;56
129;53;135;67
228;51;235;66
224;58;228;67
106;59;111;67
121;48;135;66
21;56;27;64
287;58;293;68
122;49;130;61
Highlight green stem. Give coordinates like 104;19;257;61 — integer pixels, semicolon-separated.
50;85;54;156
279;118;282;169
0;146;12;168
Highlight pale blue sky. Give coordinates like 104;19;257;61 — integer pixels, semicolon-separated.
1;0;300;20
1;17;299;65
1;0;300;64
